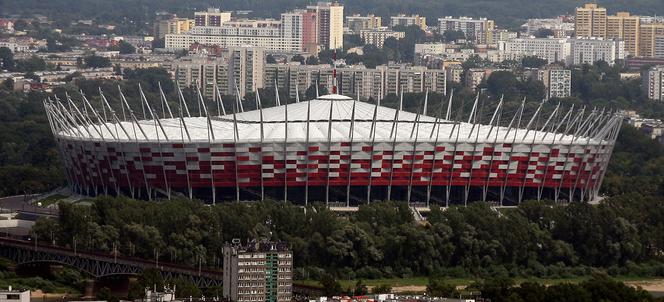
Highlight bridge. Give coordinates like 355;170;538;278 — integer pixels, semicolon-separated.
0;237;223;287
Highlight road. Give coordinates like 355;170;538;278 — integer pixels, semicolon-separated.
0;194;57;218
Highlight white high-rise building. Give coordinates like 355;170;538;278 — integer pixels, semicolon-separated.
500;38;571;64
570;38;625;66
644;66;664;101
165;16;301;52
172;46;265;99
281;11;304;49
308;2;344;49
500;37;624;66
537;67;572;99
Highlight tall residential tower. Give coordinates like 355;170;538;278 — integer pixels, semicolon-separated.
223;241;292;302
575;3;607;38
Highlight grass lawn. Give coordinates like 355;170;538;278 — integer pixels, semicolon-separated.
37;194;68;207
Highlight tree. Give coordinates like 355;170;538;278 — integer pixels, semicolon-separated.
84;55;111;68
372;284;392;294
1;78;13;90
291;54;305;64
305;84;328;100
113;64;122;75
123;67;174;93
522;56;548;68
462;55;490;69
266;54;276;64
353;280;368;296
486;71;519;98
139;268;164;289
306;55;319;65
97;287;119;302
320;274;342;297
118;40;136;54
534;28;555;38
427;278;459;298
172;278;201;298
344;34;365;49
0;47;14;70
472;277;515;302
151;38;165;49
443;30;466;42
13;56;47;72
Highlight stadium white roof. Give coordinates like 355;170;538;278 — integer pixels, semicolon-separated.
48;93;619;145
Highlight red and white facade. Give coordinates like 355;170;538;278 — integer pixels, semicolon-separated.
44;91;622;206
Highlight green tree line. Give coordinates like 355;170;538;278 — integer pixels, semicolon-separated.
31;194;664;281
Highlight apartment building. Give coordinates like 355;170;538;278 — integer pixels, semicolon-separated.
522;17;575;38
172;47;264;99
500;38;571;64
655;36;664;58
223;241;292;302
499;37;624;65
644;65;664;101
414;43;447;56
438;17;495;44
487;29;517;45
360;28;405;48
155;18;195;39
308;2;344;49
606;12;640;56
570;38;624;65
537;66;572;99
346;14;382;33
194;8;232;27
264;63;445;100
390;14;427;30
445;64;464;83
575;3;607;38
639;23;664;58
165;17;301;52
166;4;342;54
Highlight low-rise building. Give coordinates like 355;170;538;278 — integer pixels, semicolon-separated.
0;287;30;302
0;37;47;53
414;43;447;56
360;28;405;48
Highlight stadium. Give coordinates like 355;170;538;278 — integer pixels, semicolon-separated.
43;85;622;206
